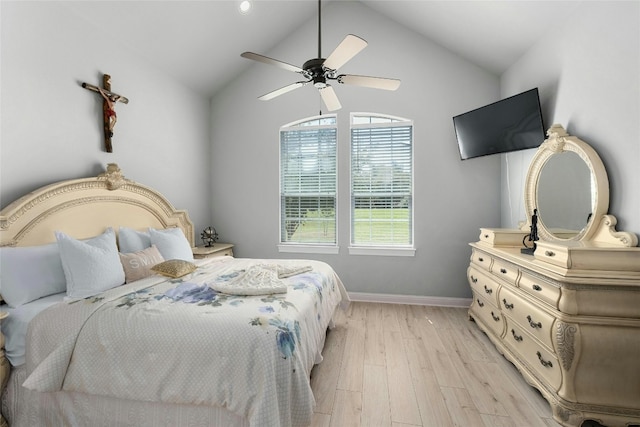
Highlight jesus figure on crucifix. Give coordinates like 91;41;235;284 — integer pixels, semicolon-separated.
98;88;121;137
81;74;129;152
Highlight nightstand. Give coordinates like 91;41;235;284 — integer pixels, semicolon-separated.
192;243;234;259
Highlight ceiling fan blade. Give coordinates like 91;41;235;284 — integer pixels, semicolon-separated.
337;74;401;91
319;85;342;111
258;81;308;101
241;52;304;74
323;34;368;71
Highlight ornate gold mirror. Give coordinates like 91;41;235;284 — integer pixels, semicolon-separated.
523;124;610;242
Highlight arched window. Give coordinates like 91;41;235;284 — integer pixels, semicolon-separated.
279;115;337;248
350;113;413;251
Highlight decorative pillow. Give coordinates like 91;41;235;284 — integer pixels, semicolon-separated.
0;243;67;307
149;227;193;261
118;227;151;253
56;228;125;299
151;259;197;279
119;245;165;283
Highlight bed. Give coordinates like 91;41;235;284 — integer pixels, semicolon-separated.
0;164;349;427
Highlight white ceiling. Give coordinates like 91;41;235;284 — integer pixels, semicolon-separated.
64;0;583;98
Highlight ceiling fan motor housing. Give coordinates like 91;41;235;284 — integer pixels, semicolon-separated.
304;58;331;88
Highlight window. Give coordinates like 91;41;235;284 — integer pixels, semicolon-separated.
350;113;413;252
279;116;337;249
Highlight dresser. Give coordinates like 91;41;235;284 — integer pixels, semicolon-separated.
467;125;640;427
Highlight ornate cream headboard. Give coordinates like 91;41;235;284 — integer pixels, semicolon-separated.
0;164;194;248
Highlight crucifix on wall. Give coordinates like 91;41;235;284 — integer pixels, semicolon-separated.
82;74;129;153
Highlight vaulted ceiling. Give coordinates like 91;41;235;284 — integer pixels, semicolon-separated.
63;0;583;97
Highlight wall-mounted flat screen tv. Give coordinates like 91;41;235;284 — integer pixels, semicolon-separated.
453;88;545;160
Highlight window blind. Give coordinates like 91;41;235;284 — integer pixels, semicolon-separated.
351;116;413;246
280;118;337;244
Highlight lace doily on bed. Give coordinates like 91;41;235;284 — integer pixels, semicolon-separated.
209;263;312;296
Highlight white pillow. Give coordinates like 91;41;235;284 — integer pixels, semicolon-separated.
56;228;125;299
118;227;151;253
0;243;66;307
149;227;193;261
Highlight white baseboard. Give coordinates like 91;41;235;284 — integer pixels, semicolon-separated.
348;292;472;308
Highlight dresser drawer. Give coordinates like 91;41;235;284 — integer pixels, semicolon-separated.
500;286;555;350
478;228;528;247
470;293;505;339
534;240;640;272
534;241;571;268
470;248;492;272
504;318;561;391
518;271;560;308
468;267;500;306
491;258;519;286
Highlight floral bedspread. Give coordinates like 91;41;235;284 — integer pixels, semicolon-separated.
23;257;349;427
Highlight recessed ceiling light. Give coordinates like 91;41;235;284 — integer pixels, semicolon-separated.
239;0;252;14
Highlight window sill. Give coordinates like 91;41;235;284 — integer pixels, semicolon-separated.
348;246;416;257
278;244;340;255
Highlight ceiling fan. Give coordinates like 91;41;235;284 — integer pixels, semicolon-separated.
240;0;400;111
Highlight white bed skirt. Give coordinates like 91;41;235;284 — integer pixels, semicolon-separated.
2;365;249;427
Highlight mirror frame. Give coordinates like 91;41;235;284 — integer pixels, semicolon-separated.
524;124;609;242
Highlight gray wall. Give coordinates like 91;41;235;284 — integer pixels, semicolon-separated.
210;1;500;299
0;2;212;235
500;1;640;240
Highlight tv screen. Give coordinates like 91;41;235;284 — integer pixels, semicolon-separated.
453;88;545;160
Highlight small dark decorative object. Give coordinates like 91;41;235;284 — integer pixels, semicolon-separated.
521;208;539;255
201;226;219;247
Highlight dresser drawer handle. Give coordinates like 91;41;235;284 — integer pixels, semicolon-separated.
491;311;500;322
476;299;484;308
532;284;542;291
545;250;555;257
478;257;484;262
500;268;507;274
470;275;478;283
502;299;514;310
511;329;523;342
484;285;493;295
527;315;542;329
484;234;489;239
537;351;553;368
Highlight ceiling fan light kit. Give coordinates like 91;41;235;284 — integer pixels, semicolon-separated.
241;0;400;111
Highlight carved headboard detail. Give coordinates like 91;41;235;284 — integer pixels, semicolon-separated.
0;164;194;248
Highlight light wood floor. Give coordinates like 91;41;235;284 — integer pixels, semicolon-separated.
309;301;564;427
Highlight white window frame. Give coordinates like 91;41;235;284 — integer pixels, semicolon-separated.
278;115;339;254
349;112;415;257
